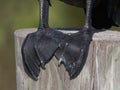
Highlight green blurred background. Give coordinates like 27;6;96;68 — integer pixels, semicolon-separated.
0;0;119;90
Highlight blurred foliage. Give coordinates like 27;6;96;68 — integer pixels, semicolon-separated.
0;0;119;90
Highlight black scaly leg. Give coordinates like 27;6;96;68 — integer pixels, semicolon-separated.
22;0;67;80
38;0;49;29
83;0;93;32
55;0;93;79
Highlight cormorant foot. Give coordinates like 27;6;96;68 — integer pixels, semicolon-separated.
55;30;92;79
22;28;67;80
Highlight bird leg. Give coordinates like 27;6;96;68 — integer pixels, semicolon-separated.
38;0;49;29
22;0;66;80
83;0;93;32
55;0;93;79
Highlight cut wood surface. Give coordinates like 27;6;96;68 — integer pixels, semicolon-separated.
14;28;120;90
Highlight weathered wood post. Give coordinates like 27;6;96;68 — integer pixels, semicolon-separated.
14;28;120;90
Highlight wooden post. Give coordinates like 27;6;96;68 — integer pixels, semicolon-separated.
14;28;120;90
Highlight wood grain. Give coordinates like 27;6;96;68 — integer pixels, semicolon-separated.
14;28;120;90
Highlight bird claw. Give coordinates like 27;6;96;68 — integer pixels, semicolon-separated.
40;61;46;70
58;55;65;66
58;58;62;66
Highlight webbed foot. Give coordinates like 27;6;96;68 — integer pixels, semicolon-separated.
21;28;66;80
55;29;92;79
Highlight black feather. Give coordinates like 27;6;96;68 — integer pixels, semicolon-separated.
60;0;120;28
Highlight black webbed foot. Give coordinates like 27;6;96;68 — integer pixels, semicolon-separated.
55;30;92;79
22;28;67;80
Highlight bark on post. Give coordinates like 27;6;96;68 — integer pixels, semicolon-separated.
14;28;120;90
